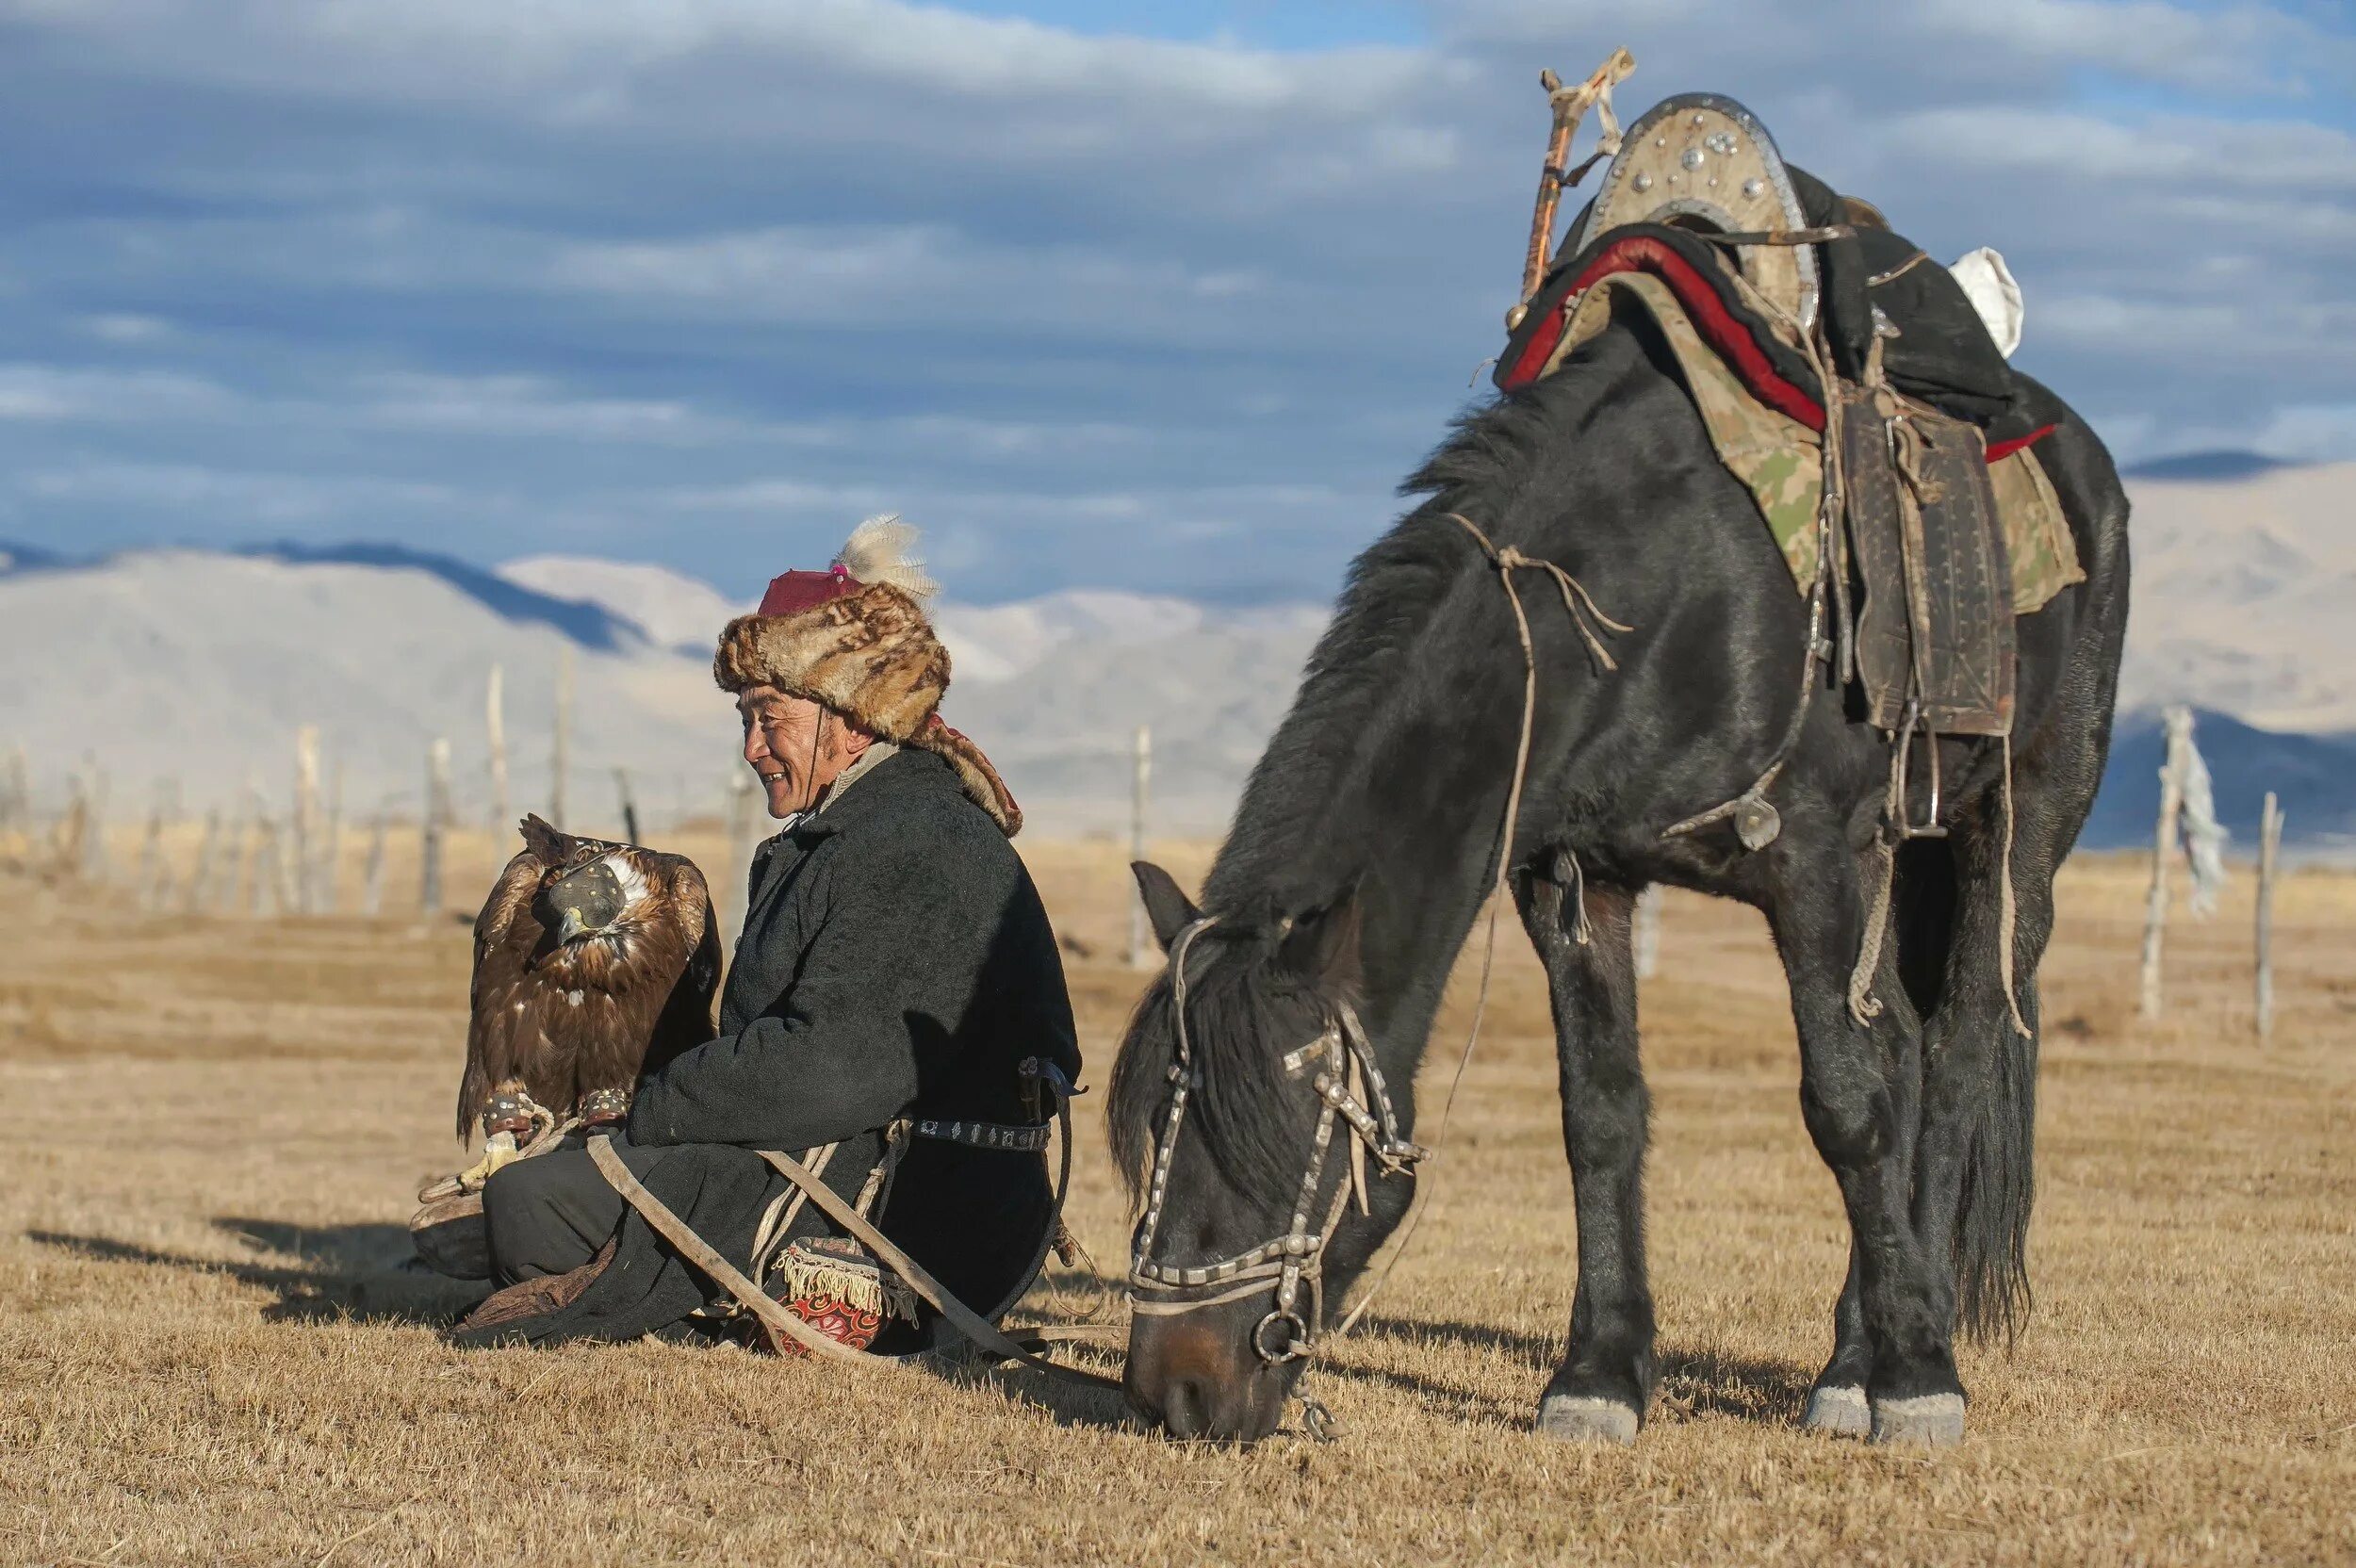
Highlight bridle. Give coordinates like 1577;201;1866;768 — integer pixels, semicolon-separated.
1126;916;1427;1364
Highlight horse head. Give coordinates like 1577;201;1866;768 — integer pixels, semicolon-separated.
1108;861;1407;1441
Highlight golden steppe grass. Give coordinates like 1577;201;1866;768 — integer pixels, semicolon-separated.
1;822;2351;1565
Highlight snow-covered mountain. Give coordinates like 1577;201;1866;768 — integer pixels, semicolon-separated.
497;555;745;658
3;459;2349;847
0;544;1320;837
2115;461;2356;733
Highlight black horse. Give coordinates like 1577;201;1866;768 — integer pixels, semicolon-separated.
1107;318;2129;1446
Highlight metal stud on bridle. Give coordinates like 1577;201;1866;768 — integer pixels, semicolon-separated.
1126;917;1428;1365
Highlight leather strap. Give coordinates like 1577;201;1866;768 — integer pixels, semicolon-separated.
752;1146;1121;1392
909;1118;1053;1152
584;1135;876;1366
584;1127;1119;1392
1690;223;1856;247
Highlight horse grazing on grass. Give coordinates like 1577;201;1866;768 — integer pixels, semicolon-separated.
1106;319;2128;1446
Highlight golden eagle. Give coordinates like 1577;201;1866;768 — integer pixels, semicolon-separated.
454;814;720;1183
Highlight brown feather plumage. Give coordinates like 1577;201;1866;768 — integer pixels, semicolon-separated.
455;817;720;1141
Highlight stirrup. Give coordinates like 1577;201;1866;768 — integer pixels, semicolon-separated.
1890;700;1949;840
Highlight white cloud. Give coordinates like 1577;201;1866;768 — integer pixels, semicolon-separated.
0;0;2352;600
0;365;237;421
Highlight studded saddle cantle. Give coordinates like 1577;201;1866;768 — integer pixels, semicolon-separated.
1565;92;1820;331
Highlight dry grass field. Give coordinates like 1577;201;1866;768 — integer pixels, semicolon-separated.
2;823;2351;1565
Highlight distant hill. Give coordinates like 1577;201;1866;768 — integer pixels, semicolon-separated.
239;542;647;651
0;539;74;574
498;556;744;657
0;547;1318;837
2121;450;2295;482
2083;709;2356;852
2118;461;2356;734
7;451;2356;848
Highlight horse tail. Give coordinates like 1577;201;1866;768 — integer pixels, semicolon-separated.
1899;835;2037;1347
1951;937;2037;1347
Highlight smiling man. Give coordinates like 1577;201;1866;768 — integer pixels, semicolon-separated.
458;518;1082;1354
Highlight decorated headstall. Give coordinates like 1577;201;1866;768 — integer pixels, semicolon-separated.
1126;918;1427;1364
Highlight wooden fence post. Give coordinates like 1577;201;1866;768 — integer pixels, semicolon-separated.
270;807;299;913
224;781;258;914
721;770;757;956
487;662;510;833
363;808;389;917
252;820;282;917
1632;884;1662;980
187;808;221;913
79;765;108;881
550;645;573;830
2137;708;2190;1021
2255;792;2282;1042
319;758;344;913
0;744;27;847
292;726;319;915
614;766;641;843
137;803;165;911
1127;724;1153;969
421;738;450;917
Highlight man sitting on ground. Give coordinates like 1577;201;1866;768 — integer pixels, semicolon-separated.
455;519;1079;1353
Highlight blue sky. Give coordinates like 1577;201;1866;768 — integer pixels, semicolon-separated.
1;0;2351;603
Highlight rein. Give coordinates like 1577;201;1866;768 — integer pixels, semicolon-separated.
1124;512;1629;1362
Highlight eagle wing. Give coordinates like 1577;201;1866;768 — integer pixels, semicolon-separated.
456;848;548;1139
566;849;720;1103
641;855;721;1083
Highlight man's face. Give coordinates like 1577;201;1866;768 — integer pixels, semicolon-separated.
737;686;872;819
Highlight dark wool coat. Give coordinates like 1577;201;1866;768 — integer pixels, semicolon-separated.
453;746;1081;1348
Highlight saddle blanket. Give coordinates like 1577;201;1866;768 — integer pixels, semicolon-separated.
1528;264;2084;615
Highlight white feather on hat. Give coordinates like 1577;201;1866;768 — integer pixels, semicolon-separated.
833;514;940;604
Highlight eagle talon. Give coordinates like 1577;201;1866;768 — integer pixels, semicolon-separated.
455;1130;523;1193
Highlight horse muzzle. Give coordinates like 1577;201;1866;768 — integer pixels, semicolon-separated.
1124;1315;1292;1442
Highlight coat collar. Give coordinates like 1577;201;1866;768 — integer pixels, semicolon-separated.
777;746;953;849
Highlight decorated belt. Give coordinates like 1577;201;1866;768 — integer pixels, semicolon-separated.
908;1118;1054;1153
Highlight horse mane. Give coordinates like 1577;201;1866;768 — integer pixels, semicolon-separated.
1108;368;1604;1207
1105;923;1340;1206
1203;370;1589;912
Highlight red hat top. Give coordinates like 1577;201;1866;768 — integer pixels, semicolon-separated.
756;561;860;618
754;514;941;617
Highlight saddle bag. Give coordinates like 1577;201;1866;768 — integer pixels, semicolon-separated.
1841;384;2017;737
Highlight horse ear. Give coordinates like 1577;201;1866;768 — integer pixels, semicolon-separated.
1278;886;1362;988
1131;861;1202;953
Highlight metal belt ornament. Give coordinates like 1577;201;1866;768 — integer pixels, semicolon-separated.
1125;917;1427;1364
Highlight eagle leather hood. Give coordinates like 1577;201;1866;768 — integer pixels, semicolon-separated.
713;517;1022;836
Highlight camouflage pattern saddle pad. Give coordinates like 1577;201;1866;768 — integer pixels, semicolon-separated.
1542;269;2084;615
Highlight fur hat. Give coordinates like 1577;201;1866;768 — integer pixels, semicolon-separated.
714;517;1022;836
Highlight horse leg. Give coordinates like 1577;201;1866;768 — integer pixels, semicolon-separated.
1771;843;1964;1446
1513;865;1654;1444
1808;842;1945;1434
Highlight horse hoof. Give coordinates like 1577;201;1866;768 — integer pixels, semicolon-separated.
1536;1394;1640;1445
1869;1393;1965;1446
1802;1384;1870;1437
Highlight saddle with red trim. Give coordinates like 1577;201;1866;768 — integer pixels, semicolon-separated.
1496;99;2056;742
1497;218;2059;464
